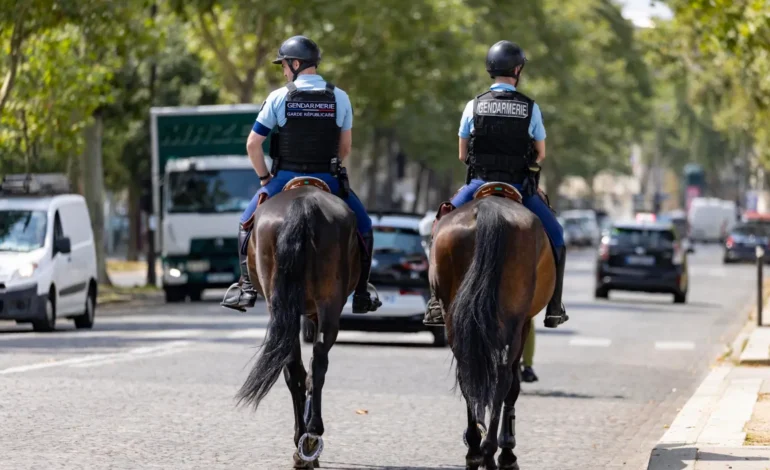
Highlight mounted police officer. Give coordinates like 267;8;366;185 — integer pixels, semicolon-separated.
422;40;568;329
221;35;382;315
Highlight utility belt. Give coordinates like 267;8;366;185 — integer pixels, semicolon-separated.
269;134;350;198
466;152;541;197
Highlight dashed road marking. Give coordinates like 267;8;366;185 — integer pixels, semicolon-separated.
226;328;267;339
655;341;696;351
568;337;612;347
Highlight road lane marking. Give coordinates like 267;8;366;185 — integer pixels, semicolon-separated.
0;341;191;375
655;341;696;351
568;337;612;347
69;341;191;368
226;328;267;339
134;329;205;339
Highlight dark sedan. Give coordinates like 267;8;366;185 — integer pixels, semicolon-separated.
723;223;770;264
595;220;688;303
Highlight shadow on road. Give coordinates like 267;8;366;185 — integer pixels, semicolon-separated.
648;445;770;470
318;463;463;470
521;388;626;400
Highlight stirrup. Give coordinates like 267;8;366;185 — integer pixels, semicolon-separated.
221;283;256;312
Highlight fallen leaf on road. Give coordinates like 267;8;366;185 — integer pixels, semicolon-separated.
355;409;369;415
664;425;670;429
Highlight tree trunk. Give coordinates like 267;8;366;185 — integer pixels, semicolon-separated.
365;128;382;207
127;181;140;261
81;111;111;286
411;163;426;213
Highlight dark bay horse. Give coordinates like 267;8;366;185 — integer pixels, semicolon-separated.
430;184;556;470
236;177;361;469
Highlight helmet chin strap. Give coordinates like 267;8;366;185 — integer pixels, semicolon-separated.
287;60;314;82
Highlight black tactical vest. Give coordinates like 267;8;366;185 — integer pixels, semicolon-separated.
468;89;535;183
273;82;340;173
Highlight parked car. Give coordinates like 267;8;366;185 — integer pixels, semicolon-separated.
723;223;770;264
562;209;600;246
0;174;98;332
595;219;688;303
302;211;446;346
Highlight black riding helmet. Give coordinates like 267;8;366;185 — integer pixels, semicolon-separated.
273;36;321;81
485;40;527;80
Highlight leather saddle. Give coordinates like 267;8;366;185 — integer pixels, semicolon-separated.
282;176;332;194
472;182;523;204
256;176;332;208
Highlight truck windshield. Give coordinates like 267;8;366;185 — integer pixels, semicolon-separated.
166;169;259;214
0;210;48;252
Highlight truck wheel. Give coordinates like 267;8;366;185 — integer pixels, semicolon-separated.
674;290;687;304
188;289;203;302
165;287;186;303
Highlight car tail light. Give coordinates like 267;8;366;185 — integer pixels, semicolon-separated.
401;258;428;272
598;242;609;261
399;289;421;296
726;236;734;249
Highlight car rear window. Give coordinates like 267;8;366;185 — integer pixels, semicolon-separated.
373;227;424;256
610;227;675;248
732;224;768;237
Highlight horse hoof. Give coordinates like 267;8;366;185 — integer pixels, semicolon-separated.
297;433;324;462
462;422;488;448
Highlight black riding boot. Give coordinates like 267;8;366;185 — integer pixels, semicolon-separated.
543;245;568;328
221;223;258;312
421;201;456;327
352;232;382;314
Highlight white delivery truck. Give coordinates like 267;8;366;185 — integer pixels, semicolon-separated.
150;105;272;302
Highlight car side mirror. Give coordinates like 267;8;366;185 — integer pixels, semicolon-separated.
55;236;71;255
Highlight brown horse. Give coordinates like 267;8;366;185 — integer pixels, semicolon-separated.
430;182;556;470
235;177;362;469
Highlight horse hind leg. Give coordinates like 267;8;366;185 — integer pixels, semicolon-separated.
284;340;313;469
482;344;516;470
298;309;340;467
498;321;530;470
463;394;485;470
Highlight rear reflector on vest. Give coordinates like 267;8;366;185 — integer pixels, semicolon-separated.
286;101;336;118
476;100;529;118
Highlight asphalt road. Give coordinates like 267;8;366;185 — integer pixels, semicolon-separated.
0;245;758;470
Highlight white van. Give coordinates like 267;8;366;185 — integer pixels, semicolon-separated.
0;175;98;332
689;197;731;243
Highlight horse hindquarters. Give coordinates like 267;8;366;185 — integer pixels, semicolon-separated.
237;197;320;410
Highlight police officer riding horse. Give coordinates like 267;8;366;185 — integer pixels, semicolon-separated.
221;35;382;315
423;40;569;329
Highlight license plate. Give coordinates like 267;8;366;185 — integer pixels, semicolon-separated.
625;255;655;266
207;272;234;283
186;260;211;273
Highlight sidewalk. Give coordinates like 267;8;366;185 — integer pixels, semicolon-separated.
647;296;770;469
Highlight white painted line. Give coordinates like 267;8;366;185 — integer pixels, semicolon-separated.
132;329;205;339
568;337;611;347
226;328;268;339
0;341;192;375
69;342;191;368
698;378;762;446
655;341;696;351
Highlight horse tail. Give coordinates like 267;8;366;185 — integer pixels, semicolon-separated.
237;196;320;410
450;198;510;420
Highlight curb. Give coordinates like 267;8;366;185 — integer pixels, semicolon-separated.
647;291;769;469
